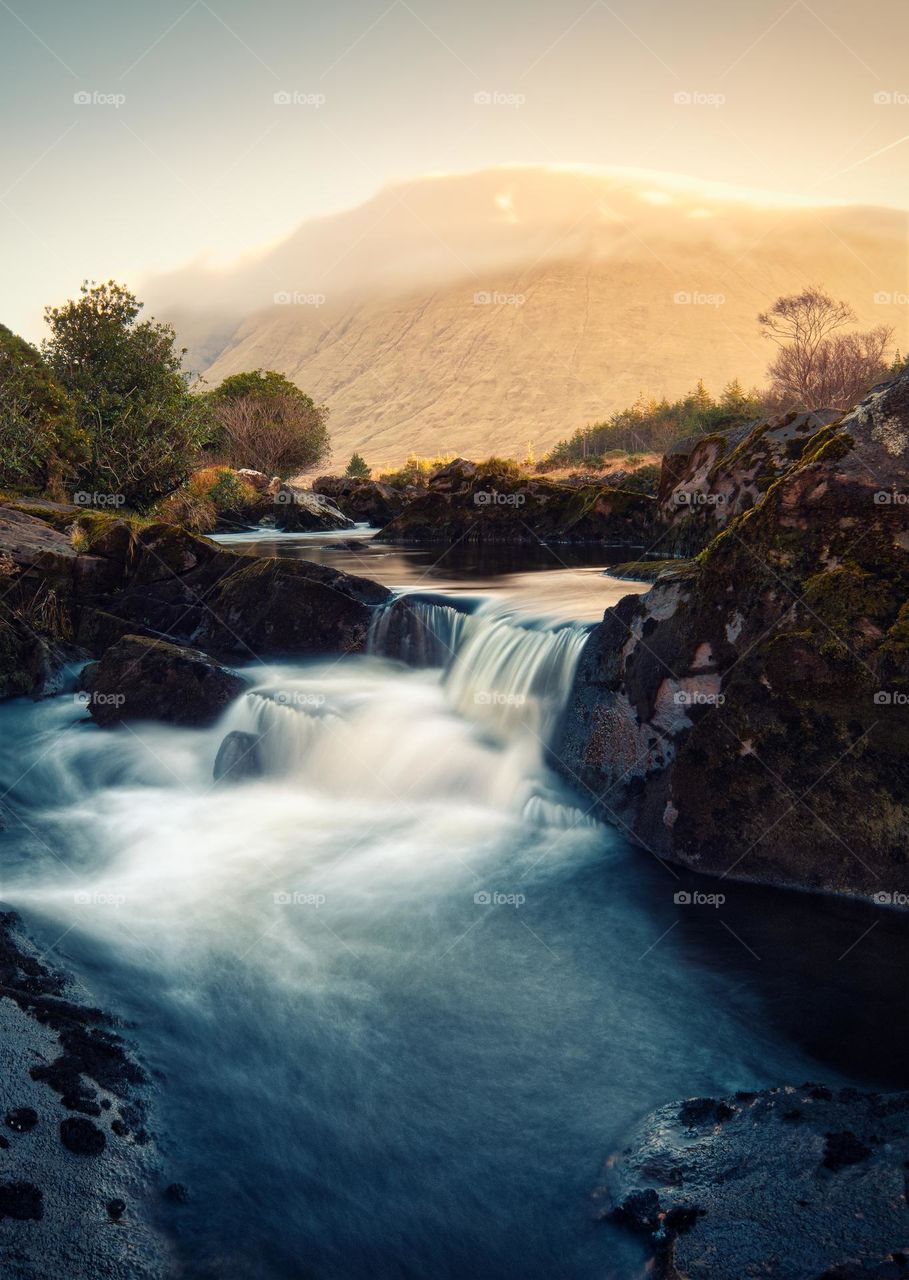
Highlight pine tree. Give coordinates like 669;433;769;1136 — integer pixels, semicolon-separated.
345;452;370;478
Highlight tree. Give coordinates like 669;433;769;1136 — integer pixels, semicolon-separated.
208;369;330;477
43;281;205;507
345;452;370;478
758;286;893;411
0;324;86;491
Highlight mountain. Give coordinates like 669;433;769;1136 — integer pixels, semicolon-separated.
148;166;909;466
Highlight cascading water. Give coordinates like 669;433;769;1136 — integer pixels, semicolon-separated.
0;577;869;1280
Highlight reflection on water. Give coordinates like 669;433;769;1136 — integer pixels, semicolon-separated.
211;526;650;621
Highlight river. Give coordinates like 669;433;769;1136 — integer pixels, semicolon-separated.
1;531;907;1278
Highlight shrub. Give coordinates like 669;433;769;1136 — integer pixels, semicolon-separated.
206;370;330;477
0;324;86;491
345;452;370;478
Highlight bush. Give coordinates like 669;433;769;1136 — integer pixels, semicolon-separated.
206;370;330;477
158;466;262;534
0;324;86;491
43;281;206;508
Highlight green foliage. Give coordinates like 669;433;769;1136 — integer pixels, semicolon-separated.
43;281;205;508
542;381;765;468
345;452;370;478
0;324;86;491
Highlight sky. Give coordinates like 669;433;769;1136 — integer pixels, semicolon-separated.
2;0;908;340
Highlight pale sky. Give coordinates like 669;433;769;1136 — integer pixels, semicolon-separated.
2;0;909;340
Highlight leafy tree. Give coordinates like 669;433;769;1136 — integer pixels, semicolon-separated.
43;281;205;507
0;324;86;490
345;452;370;478
207;369;330;477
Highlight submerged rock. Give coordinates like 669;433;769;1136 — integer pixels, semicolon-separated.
213;729;263;782
82;634;247;727
602;1085;909;1280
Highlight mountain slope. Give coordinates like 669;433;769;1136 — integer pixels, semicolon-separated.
150;167;909;465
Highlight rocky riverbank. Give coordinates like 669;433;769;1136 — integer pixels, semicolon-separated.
0;911;175;1279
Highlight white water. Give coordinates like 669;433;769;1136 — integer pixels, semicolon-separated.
0;586;855;1279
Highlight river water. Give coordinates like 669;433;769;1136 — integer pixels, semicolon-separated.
1;533;907;1278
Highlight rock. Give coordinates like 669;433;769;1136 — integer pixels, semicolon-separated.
272;485;354;532
312;476;409;525
59;1115;106;1156
5;1106;38;1133
823;1130;873;1171
657;409;841;555
0;1182;44;1221
235;468;270;492
556;369;909;902
107;1198;126;1221
83;635;247;728
164;1182;190;1205
603;1086;909;1279
375;464;656;544
213;730;263;782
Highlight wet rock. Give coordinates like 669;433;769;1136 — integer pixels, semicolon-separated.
5;1106;38;1133
0;1181;44;1221
272;485;353;532
59;1116;106;1156
557;369;909;902
164;1182;190;1205
84;634;247;728
604;1085;909;1279
213;730;263;782
107;1197;126;1221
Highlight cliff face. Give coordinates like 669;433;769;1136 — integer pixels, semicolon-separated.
555;371;909;902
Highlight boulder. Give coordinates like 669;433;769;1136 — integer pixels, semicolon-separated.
81;635;247;727
374;466;656;545
602;1086;909;1279
312;476;408;525
555;370;909;900
272;486;353;532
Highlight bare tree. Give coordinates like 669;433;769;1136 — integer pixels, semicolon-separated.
759;287;893;411
212;393;330;477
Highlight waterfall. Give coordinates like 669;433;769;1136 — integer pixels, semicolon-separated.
369;595;591;743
